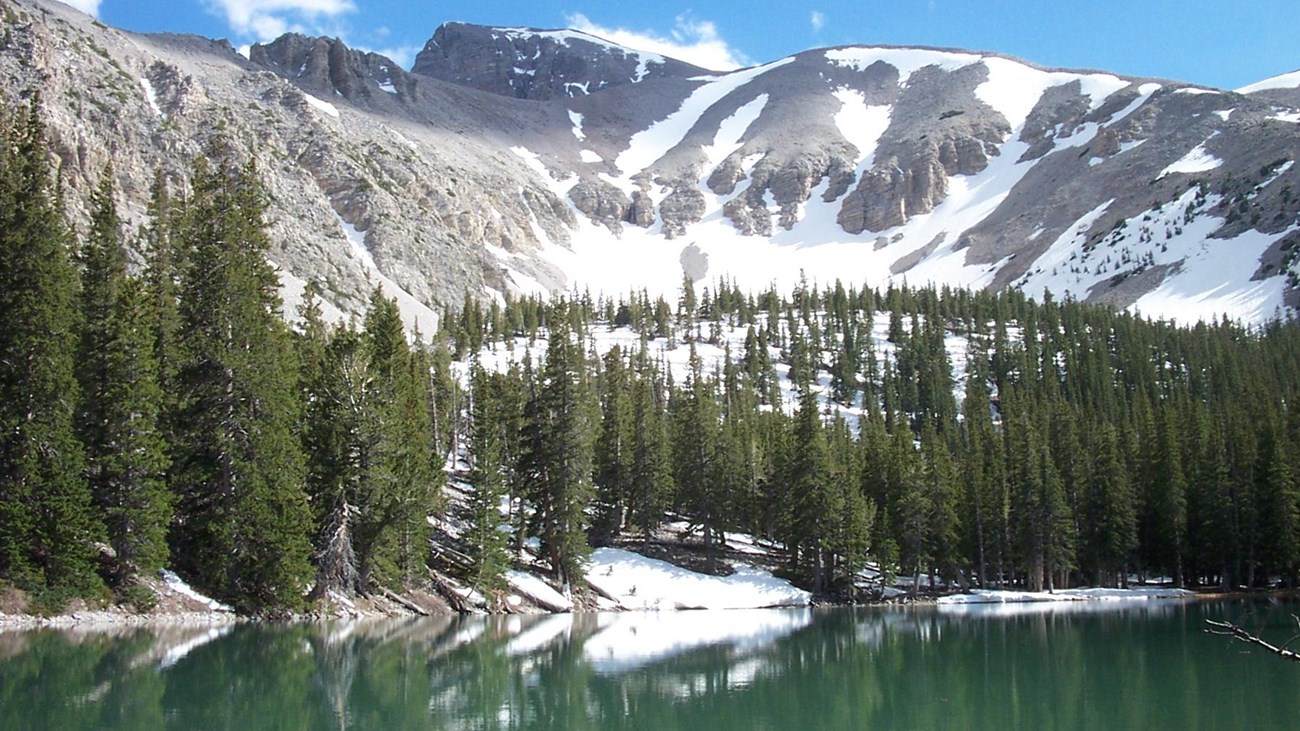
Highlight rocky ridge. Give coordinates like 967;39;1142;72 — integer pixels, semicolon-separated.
1;0;1298;325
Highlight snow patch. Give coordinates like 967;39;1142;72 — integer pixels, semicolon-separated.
702;94;768;173
569;110;586;141
505;570;573;611
832;89;891;167
277;265;348;327
303;93;340;119
1236;69;1300;94
825;47;979;86
500;28;665;79
335;213;439;336
585;547;811;610
510;146;577;199
160;569;233;612
977;58;1129;132
616;58;794;175
579;149;603;163
1159;139;1224;178
1132;225;1297;324
139;77;162;117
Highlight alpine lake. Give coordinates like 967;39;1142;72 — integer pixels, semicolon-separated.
2;598;1296;730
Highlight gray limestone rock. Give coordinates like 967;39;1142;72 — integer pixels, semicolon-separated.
411;22;705;101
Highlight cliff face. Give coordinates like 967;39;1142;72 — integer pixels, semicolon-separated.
410;22;705;101
3;0;1298;325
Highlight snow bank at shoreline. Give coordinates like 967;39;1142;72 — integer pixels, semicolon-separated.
937;587;1197;604
585;547;811;610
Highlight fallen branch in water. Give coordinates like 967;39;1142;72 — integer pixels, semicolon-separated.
1205;616;1300;663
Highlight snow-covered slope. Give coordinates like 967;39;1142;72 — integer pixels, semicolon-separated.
465;37;1300;323
1237;69;1300;94
4;1;1298;326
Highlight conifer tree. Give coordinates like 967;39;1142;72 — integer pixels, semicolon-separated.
921;423;962;589
0;101;105;602
782;389;840;591
169;147;313;613
1080;423;1137;587
672;346;725;568
75;169;172;589
1139;404;1188;587
1258;420;1299;585
358;291;443;587
297;299;362;597
592;346;634;541
627;352;674;541
463;363;513;605
521;300;596;587
142;169;182;400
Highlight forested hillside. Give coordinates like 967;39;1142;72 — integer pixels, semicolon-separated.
2;101;1299;615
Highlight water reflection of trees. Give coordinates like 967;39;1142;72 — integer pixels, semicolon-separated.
3;602;1300;729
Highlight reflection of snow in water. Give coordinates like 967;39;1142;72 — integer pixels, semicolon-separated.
935;587;1195;618
158;626;234;668
506;614;572;656
582;608;812;673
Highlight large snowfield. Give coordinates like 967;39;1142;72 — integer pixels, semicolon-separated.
490;50;1295;326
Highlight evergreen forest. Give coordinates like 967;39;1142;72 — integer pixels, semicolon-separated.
3;102;1300;615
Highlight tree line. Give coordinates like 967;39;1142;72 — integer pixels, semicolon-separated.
3;98;1299;614
452;274;1300;601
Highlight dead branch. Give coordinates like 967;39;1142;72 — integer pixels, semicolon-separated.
1206;618;1300;663
428;570;473;614
379;587;429;616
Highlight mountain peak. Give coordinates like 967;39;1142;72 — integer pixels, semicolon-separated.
249;33;412;104
410;21;707;100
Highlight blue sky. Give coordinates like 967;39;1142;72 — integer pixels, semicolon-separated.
64;0;1298;90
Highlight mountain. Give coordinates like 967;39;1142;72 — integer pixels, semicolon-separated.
3;0;1299;325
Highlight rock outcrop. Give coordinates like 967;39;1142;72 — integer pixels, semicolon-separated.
411;22;705;100
1;0;1297;324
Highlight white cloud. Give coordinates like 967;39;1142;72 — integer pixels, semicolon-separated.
810;11;825;33
566;13;750;71
203;0;356;40
62;0;101;16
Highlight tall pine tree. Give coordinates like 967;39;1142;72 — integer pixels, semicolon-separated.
0;100;105;604
75;168;172;591
169;147;313;613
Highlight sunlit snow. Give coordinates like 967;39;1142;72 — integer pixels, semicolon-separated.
1236;69;1300;94
616;58;794;175
335;213;439;336
824;47;979;85
160;569;233;612
586;548;811;611
1159;139;1224;178
139;77;162;117
568;110;586;141
831;89;890;167
303;93;340;119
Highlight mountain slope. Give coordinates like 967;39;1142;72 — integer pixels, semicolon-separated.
3;0;1298;324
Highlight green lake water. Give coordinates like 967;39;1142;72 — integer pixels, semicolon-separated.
1;599;1296;730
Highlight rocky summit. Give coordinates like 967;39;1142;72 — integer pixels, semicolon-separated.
3;0;1299;326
